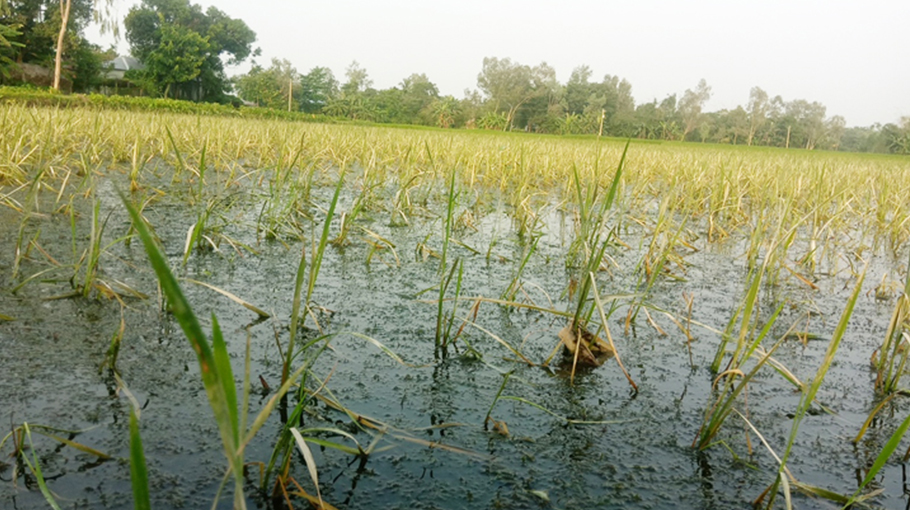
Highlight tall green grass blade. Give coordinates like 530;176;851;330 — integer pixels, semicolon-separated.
435;257;460;351
775;264;867;490
484;371;512;428
119;190;243;502
440;164;457;274
164;125;186;175
602;140;630;212
129;408;151;510
211;314;239;444
283;244;307;389
442;258;465;345
844;411;910;508
306;167;345;308
21;423;62;510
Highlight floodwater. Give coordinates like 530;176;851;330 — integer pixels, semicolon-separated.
1;165;908;509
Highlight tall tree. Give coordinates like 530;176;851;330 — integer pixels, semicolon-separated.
746;86;769;146
564;65;593;116
0;19;22;78
51;0;116;90
143;21;208;98
52;0;71;90
124;0;256;101
476;56;552;131
399;72;438;122
678;78;712;140
234;58;298;109
298;66;337;113
824;115;846;151
340;60;371;96
520;61;561;131
2;0;105;90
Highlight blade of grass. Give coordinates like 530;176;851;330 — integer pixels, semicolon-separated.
183;279;270;318
119;189;244;505
20;423;62;510
129;408;151;510
290;428;323;508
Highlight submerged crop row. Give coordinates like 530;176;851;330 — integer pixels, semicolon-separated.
1;103;910;509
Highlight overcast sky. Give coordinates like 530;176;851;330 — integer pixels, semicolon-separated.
86;0;909;127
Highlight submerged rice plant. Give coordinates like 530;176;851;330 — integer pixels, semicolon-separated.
3;103;910;509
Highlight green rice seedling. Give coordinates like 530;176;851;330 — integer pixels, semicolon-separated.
845;411;910;508
79;198;105;297
563;143;628;340
693;213;818;450
121;190;318;510
753;264;866;509
434;164;461;356
128;135;152;193
709;201;810;374
99;303;127;374
281;243;309;402
330;177;378;247
435;257;464;356
872;250;910;395
164;125;189;183
180;141;221;265
362;227;400;267
693;310;790;451
500;235;539;302
182;198;214;265
0;422;111;509
14;424;63;510
256;137;309;241
438;154;458;274
129;407;151;510
483;371;513;431
589;275;638;392
303;166;345;327
709;261;768;374
11;168;47;279
265;333;414;502
625;199;688;328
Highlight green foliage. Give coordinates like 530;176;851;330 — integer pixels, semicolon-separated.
476;57;556;131
128;409;151;510
477;111;507;130
144;21;210;98
233;58;298;109
0;0;107;88
0;21;22;78
124;0;256;102
298;66;337;113
429;96;459;128
340;60;371;96
68;40;112;92
0;85;337;121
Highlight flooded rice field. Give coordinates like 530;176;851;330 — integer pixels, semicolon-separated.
1;154;910;510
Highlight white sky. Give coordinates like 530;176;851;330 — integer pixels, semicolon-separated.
85;0;910;127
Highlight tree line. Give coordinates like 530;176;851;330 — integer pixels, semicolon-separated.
236;57;909;154
2;0;907;154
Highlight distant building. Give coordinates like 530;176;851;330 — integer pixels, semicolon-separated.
100;56;146;96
